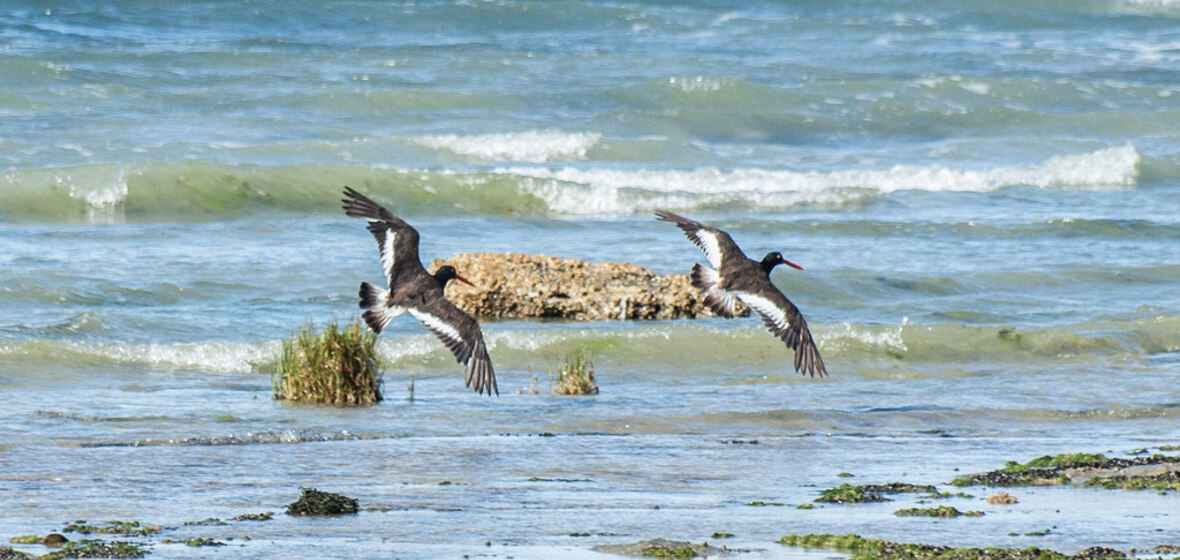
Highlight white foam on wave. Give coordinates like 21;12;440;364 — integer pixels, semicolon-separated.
414;129;601;163
501;145;1140;215
0;339;279;374
98;341;278;373
62;165;129;208
376;329;575;365
825;318;910;356
1117;0;1180;12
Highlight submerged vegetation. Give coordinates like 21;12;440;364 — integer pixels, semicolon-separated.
272;320;383;406
952;452;1180;489
779;534;1130;560
4;513;275;560
60;521;159;538
894;505;983;518
161;537;225;547
1086;470;1180;492
593;538;728;559
816;482;938;504
553;349;598;395
41;540;149;559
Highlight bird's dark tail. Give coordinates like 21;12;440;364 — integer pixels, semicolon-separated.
691;263;739;318
358;282;403;334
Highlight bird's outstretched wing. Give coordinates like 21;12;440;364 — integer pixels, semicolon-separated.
408;299;498;396
342;186;422;287
655;210;744;270
734;290;827;377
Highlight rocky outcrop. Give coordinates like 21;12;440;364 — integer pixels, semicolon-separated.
430;252;747;321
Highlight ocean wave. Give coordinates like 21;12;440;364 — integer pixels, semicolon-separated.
79;429;386;448
784;218;1180;241
503;145;1141;215
0;162;545;222
386;316;1175;372
0;146;1146;222
412;130;602;163
0;315;1173;379
0;339;277;374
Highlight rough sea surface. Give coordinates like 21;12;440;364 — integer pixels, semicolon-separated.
1;1;1178;558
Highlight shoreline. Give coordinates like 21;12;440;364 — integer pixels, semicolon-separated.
5;447;1177;560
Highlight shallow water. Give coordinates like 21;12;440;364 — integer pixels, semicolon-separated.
2;0;1179;558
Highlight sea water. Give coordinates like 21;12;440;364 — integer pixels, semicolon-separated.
1;1;1178;558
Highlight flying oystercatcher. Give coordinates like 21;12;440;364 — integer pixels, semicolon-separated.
342;187;497;395
657;211;826;377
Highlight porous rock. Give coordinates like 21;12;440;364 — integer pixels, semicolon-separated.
432;252;747;321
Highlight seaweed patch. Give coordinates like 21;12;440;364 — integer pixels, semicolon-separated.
952;452;1180;489
815;482;938;504
286;488;360;516
778;533;1131;560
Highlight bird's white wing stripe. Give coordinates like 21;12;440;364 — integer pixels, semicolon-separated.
735;292;790;331
693;229;724;268
380;229;396;283
696;265;721;289
408;309;464;345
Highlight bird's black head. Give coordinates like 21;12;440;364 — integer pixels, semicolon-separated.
433;265;475;288
760;251;805;274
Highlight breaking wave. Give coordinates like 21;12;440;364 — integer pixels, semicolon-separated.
412;130;602;163
2;314;1175;378
0;145;1146;222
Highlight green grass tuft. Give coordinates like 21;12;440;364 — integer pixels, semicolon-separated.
272;320;383;406
553;349;598;395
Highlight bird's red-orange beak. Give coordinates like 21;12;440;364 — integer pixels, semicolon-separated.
782;256;804;271
454;273;475;287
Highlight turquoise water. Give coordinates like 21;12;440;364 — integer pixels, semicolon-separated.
1;1;1179;558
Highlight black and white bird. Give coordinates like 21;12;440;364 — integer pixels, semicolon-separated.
657;211;826;377
342;186;497;395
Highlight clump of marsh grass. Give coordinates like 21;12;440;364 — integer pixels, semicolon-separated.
553;349;598;395
272;320;383;405
516;367;541;395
